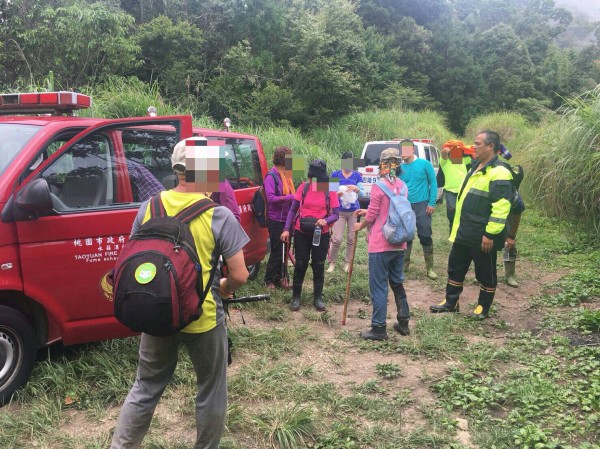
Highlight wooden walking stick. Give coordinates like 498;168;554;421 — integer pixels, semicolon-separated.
281;240;291;289
341;216;361;325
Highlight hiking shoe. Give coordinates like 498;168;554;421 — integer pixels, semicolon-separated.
360;326;388;341
429;299;459;313
290;297;301;311
314;297;326;312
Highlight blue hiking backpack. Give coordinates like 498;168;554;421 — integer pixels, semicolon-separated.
375;180;416;244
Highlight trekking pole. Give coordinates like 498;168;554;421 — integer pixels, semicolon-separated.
224;294;270;325
281;241;291;288
225;294;270;305
341;216;360;325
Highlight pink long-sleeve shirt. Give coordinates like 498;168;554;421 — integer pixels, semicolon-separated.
364;178;408;253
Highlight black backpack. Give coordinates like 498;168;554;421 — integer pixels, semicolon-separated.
252;172;278;227
498;161;525;191
113;195;218;336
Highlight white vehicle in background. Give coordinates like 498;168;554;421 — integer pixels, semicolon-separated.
358;138;442;207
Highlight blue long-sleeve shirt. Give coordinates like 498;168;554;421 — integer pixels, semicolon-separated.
400;158;437;207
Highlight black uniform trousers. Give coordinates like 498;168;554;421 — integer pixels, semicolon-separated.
446;241;497;308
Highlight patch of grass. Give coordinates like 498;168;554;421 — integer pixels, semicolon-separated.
375;362;403;379
578;308;600;333
534;268;600;307
228;325;311;359
353;378;387;395
228;358;296;401
459;342;510;371
432;335;600;447
302;309;334;325
251;404;316;449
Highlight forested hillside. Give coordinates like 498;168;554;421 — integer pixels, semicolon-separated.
1;0;599;133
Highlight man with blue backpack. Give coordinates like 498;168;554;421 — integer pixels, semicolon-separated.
355;148;414;340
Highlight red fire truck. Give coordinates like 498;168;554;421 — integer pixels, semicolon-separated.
0;92;269;403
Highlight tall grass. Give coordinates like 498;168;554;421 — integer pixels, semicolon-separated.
464;111;536;159
520;86;600;235
250;108;456;174
81;76;218;129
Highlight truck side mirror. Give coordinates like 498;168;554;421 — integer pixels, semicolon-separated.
14;178;54;218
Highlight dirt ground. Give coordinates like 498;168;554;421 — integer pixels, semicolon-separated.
57;257;555;448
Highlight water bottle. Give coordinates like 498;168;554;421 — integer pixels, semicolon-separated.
502;245;511;262
312;225;322;246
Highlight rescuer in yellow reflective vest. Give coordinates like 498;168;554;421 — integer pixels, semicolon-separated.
430;130;513;319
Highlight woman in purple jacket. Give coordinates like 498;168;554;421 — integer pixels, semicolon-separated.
264;146;296;289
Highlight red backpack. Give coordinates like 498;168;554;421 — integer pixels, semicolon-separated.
113;195;217;336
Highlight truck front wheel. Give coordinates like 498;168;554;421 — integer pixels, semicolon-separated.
0;306;37;405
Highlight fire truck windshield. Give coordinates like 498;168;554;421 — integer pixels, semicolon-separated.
0;124;42;176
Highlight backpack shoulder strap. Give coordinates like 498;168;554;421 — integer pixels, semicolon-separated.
174;198;216;223
176;198;219;300
267;171;280;196
150;194;167;218
301;182;310;206
399;181;408;197
375;180;394;198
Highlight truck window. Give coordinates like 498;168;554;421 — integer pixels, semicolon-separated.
0;124;41;176
21;130;83;184
205;137;262;189
424;146;431;162
41;134;118;210
363;143;399;166
121;130;175;201
428;146;439;169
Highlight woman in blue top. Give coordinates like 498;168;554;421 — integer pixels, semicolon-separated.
328;151;363;273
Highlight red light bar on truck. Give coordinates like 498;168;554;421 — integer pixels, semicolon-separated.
0;91;91;116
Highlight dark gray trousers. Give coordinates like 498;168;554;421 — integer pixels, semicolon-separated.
110;323;228;449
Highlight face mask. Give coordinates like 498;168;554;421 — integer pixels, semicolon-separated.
380;160;400;181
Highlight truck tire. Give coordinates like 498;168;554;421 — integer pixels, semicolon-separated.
0;306;37;405
247;262;261;281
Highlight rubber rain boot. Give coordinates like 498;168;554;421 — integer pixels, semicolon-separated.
360;325;388;341
423;245;438;280
391;282;410;336
429;298;460;313
312;260;326;311
471;288;494;320
403;242;413;273
504;262;519;288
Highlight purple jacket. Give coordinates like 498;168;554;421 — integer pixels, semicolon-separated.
210;179;240;222
264;167;294;223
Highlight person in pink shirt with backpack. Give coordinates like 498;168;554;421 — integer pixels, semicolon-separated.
354;148;411;340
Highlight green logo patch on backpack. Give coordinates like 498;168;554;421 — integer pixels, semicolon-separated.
135;262;157;284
